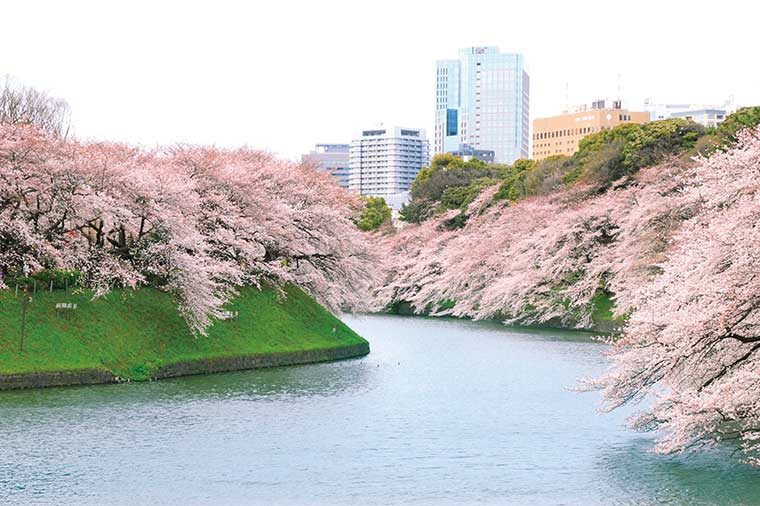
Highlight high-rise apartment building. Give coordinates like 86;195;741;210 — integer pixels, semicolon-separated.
349;126;430;198
532;100;649;161
435;47;530;164
301;144;351;189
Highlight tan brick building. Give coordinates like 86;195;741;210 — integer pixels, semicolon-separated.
532;102;649;161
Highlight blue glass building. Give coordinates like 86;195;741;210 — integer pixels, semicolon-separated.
435;47;530;164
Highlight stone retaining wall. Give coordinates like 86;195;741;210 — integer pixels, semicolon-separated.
155;342;370;379
0;342;370;391
0;369;116;391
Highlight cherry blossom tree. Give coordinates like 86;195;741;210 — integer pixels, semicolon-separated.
167;146;377;315
375;125;760;464
592;128;760;464
0;124;376;335
375;160;691;330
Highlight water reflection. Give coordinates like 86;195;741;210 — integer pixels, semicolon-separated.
362;313;603;342
598;437;760;506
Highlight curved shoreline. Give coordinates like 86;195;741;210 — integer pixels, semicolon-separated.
384;302;622;334
0;342;370;391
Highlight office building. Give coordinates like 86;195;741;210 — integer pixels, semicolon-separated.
301;144;351;189
670;109;729;129
644;102;694;122
532;99;649;161
349;126;430;199
448;144;495;163
435;46;530;164
643;97;738;128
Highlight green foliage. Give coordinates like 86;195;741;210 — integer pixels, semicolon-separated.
356;196;392;231
716;106;760;143
399;198;435;224
521;156;569;196
562;139;625;185
440;177;500;210
437;299;456;311
676;108;760;160
563;119;705;185
411;154;507;202
440;186;473;209
685;133;721;159
590;290;615;322
399;154;515;224
620;119;704;170
0;285;367;379
402;154;522;223
440;212;469;231
493;159;538;201
404;116;732;224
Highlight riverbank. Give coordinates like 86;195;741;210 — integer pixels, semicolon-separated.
385;290;623;335
0;285;369;390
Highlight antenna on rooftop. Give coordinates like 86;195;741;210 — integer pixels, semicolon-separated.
564;81;569;114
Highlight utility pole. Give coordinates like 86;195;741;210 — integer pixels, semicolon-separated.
617;73;623;109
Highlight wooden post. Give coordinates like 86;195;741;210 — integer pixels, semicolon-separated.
19;286;28;353
50;280;53;292
15;284;18;297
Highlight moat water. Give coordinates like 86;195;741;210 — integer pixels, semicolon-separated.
1;314;759;505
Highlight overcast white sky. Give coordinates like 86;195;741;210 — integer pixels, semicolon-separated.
2;0;758;160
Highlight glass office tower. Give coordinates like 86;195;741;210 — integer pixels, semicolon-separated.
435;47;529;164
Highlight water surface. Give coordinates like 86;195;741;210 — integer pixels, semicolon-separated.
1;314;758;505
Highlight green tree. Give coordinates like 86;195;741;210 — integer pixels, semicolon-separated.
561;119;705;186
399;198;434;224
356;197;392;231
401;154;514;223
716;106;760;143
440;177;500;210
493;159;538;201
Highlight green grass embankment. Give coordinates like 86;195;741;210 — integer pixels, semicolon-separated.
0;285;367;381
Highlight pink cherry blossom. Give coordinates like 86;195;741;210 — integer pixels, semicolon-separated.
0;124;377;335
375;126;760;463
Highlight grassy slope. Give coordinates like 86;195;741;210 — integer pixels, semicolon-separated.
0;285;366;380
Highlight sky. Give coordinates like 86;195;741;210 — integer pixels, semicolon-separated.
2;0;758;160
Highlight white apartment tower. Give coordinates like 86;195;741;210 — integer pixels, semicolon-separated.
349;126;430;198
